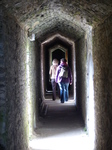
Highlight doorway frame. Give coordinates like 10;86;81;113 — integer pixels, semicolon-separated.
41;34;76;101
49;44;68;68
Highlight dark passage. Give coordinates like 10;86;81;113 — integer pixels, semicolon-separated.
52;49;65;63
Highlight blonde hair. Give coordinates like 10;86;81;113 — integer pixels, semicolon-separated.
52;59;59;65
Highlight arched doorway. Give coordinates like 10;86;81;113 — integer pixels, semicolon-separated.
49;45;68;68
41;34;75;101
46;45;68;92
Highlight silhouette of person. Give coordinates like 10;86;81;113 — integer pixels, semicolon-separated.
49;59;59;100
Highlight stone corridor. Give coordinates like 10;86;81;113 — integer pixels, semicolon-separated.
30;99;89;150
0;0;112;150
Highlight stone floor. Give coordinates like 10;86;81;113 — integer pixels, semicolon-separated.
29;98;90;150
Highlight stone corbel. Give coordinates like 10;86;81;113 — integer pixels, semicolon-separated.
28;30;35;41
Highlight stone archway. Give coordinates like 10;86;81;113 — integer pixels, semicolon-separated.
49;45;68;68
41;34;75;101
46;45;68;92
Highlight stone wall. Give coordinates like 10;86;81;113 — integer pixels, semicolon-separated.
35;40;41;118
0;7;6;149
75;35;87;123
3;14;29;150
28;41;38;129
93;15;112;150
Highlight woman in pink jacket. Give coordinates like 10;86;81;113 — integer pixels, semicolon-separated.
55;58;72;103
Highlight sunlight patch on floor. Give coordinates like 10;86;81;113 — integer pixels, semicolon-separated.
29;131;90;150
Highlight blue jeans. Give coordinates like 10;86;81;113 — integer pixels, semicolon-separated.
58;82;69;103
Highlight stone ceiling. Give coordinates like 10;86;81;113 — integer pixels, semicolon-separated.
1;0;112;40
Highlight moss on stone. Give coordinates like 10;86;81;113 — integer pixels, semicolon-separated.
74;11;81;15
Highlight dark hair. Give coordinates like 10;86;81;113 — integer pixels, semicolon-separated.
60;58;67;63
